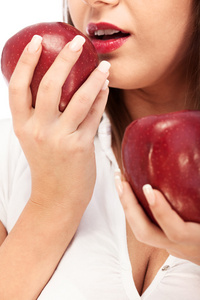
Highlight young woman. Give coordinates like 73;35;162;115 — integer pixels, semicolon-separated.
0;0;199;299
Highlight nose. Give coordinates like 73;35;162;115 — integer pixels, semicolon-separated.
82;0;119;7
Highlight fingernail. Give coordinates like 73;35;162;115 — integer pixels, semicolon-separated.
114;168;123;197
28;35;43;53
101;79;109;90
142;184;156;205
69;35;86;52
97;61;111;73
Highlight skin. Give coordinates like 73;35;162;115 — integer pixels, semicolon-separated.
68;0;200;278
68;0;195;115
0;35;109;299
0;0;199;298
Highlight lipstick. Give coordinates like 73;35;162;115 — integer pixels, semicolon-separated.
86;22;130;54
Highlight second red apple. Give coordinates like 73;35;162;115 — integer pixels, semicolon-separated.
122;110;200;224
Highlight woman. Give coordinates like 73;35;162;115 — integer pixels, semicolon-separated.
0;0;199;299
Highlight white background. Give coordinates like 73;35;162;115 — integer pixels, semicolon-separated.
0;0;63;119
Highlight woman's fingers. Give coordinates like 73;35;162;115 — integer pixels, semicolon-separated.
9;34;86;127
61;60;111;134
143;185;200;244
118;180;172;249
9;35;43;127
9;32;110;144
116;177;200;264
35;35;86;122
78;80;109;140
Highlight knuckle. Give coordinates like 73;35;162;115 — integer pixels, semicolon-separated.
153;204;165;219
18;52;34;68
39;76;55;93
134;227;149;243
9;81;22;96
92;73;105;89
168;227;187;243
131;221;151;243
76;92;90;105
71;133;91;153
32;125;46;143
58;52;73;65
121;198;131;213
88;106;98;118
125;212;151;243
19;55;30;67
13;125;25;139
13;123;29;141
168;232;181;243
152;208;166;224
74;140;88;153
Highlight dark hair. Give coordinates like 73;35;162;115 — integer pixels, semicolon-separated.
188;0;200;109
65;0;200;153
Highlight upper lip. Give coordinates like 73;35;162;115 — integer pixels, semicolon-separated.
86;22;129;37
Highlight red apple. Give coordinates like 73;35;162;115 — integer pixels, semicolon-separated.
122;110;200;224
1;22;99;112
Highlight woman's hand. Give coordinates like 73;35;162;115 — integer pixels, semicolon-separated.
9;34;110;219
0;35;110;299
115;173;200;265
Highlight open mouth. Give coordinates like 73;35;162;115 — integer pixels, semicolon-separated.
86;22;130;54
90;29;130;41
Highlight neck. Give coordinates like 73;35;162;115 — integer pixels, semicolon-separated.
123;72;194;121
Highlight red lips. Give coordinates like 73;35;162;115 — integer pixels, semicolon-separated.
86;22;130;54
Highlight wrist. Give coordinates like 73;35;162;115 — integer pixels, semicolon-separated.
27;195;83;236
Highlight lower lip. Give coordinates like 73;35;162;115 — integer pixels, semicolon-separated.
91;36;130;54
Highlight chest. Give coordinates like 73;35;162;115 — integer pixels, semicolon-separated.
126;223;169;296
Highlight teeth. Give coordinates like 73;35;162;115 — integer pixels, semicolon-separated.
95;29;105;36
94;29;120;36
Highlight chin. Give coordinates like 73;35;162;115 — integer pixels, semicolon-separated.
108;76;141;90
106;61;143;90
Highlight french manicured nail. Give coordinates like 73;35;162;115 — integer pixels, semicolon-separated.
114;168;123;197
101;79;109;90
142;184;156;205
28;35;43;53
97;61;111;73
69;35;86;51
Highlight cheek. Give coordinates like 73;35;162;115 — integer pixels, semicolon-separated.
107;39;188;90
67;1;85;31
110;18;193;89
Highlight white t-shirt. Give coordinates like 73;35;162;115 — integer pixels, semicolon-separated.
0;116;200;300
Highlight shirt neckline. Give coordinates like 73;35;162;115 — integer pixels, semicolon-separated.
97;113;179;299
